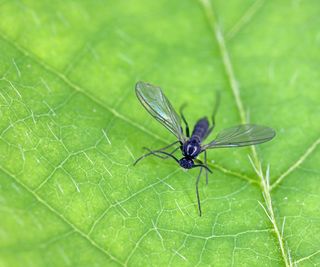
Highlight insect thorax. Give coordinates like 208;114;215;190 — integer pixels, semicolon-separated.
182;137;201;158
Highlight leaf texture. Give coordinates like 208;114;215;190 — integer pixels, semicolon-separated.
0;0;319;266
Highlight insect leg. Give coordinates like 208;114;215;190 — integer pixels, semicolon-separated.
196;167;203;217
133;141;180;165
179;104;190;137
141;149;167;159
204;150;209;185
211;91;220;128
143;150;180;164
143;146;180;159
154;140;180;151
203;92;220;141
134;149;180;165
194;159;212;173
203;127;213;140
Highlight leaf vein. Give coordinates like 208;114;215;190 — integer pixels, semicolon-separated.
0;166;124;266
226;0;266;40
271;136;320;190
0;31;256;185
199;1;291;265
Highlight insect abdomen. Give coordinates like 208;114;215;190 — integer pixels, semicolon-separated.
191;117;209;142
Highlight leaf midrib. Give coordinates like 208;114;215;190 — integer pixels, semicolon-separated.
198;0;289;265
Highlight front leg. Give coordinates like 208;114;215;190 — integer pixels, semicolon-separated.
133;141;180;165
142;146;180;159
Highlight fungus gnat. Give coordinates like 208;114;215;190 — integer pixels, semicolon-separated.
134;81;275;216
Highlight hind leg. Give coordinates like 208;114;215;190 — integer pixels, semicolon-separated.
180;104;190;137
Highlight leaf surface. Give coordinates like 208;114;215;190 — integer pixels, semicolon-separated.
0;0;319;266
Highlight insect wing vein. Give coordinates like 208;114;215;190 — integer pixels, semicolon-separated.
203;124;275;149
135;81;185;141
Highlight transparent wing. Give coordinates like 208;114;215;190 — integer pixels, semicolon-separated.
202;124;275;149
135;81;186;142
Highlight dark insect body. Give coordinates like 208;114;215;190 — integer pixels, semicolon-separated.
134;81;275;216
180;118;209;169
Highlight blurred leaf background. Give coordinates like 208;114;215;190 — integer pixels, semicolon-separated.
0;0;319;266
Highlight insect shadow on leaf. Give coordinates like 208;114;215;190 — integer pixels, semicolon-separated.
133;81;275;216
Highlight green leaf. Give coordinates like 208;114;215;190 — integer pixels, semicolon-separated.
0;0;319;266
